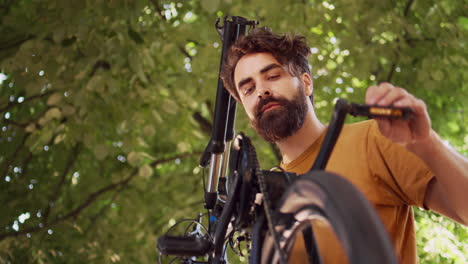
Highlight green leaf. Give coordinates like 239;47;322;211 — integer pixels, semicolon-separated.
61;36;77;46
457;17;468;31
201;0;220;13
128;26;144;44
44;107;62;121
448;122;460;133
138;164;153;178
47;93;62;106
127;151;144;167
93;144;110;160
86;75;105;91
431;70;444;81
128;52;148;84
143;124;156;137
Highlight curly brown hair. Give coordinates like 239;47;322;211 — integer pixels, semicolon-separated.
221;27;312;102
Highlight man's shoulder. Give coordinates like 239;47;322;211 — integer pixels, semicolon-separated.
340;119;377;139
343;119;376;129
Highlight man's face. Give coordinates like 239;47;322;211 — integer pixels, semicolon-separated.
233;52;312;142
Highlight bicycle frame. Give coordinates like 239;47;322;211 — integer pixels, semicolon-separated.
158;16;260;263
199;16;258;210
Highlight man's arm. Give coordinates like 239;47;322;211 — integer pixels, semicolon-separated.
366;82;468;225
408;130;468;225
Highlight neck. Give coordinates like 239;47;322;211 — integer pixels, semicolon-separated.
276;106;325;164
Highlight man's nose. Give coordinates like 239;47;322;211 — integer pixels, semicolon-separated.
257;84;272;99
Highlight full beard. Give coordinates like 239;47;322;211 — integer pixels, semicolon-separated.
250;91;308;143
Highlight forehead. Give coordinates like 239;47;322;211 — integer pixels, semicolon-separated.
234;53;282;84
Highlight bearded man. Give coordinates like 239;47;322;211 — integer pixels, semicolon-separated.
220;28;468;263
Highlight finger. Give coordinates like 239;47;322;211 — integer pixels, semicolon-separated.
375;118;391;136
377;118;412;143
391;119;411;142
393;97;413;108
395;97;431;139
377;86;408;106
366;84;391;105
378;82;395;93
411;98;431;138
394;96;425;116
365;85;378;105
411;98;428;116
393;96;427;121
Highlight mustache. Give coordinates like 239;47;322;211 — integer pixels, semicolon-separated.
255;97;284;118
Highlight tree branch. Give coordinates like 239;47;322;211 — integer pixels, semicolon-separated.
43;144;81;224
373;63;385;83
403;0;414;17
205;100;214;118
0;133;29;178
1;118;28;128
380;0;413;83
83;189;122;234
89;60;111;78
178;45;192;60
0;151;200;241
385;60;398;83
192;112;212;136
0;90;57;114
19;151;33;177
0;35;34;52
148;0;167;21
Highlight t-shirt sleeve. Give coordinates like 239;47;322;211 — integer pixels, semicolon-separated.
367;121;434;208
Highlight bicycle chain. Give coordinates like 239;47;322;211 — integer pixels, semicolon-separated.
246;139;287;264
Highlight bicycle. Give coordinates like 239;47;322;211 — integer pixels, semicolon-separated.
157;16;411;264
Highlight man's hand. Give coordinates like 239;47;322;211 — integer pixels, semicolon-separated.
366;83;468;225
365;82;431;146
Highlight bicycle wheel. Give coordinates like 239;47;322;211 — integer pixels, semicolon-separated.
260;171;398;264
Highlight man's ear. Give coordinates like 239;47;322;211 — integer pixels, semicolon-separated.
301;73;313;96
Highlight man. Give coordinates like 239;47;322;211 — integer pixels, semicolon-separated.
220;28;468;263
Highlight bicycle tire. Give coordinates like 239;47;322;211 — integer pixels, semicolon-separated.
260;171;398;264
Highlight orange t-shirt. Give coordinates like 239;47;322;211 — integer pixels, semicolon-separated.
281;120;434;264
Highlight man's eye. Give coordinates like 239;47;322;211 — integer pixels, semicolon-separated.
244;86;254;95
268;75;280;80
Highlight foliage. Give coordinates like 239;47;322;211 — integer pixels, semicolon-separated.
0;0;466;263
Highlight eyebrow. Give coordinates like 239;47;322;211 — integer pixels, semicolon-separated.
237;63;282;90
